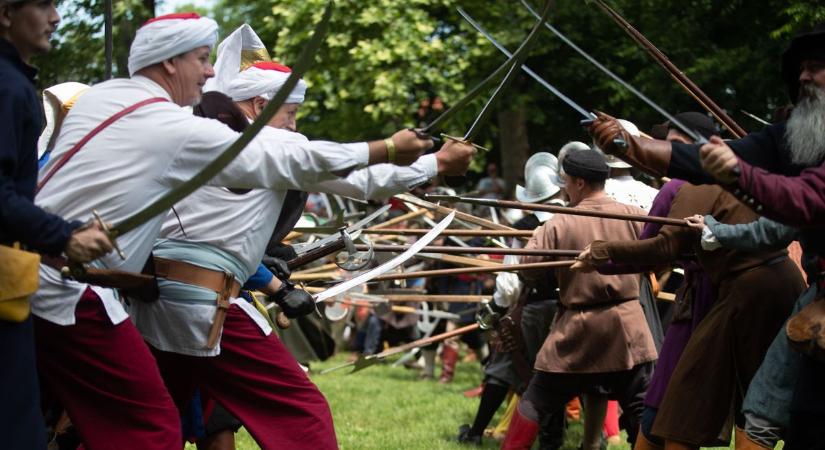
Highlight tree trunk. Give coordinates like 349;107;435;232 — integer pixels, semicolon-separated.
496;107;530;200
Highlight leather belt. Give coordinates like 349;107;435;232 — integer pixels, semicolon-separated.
153;257;241;349
561;296;637;312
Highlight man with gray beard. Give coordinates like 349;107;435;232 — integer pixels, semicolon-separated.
590;24;825;450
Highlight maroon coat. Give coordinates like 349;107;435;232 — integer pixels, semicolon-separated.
736;158;825;227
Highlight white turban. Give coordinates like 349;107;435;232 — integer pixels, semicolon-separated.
128;12;218;76
38;82;90;160
205;24;307;104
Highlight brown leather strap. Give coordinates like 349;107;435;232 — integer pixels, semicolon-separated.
153;257;240;299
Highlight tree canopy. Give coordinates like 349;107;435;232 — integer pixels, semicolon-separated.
36;0;825;188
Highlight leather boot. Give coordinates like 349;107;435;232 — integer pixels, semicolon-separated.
501;405;539;450
439;345;459;384
735;427;772;450
633;429;664;450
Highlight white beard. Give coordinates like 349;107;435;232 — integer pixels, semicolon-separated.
786;83;825;166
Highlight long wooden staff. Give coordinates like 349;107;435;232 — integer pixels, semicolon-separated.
364;229;533;237
357;244;580;257
426;195;690;227
372;260;575;281
590;0;746;138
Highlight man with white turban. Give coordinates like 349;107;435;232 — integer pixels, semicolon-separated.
33;12;454;450
129;23;475;449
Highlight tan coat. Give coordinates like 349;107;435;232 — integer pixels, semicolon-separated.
522;195;658;373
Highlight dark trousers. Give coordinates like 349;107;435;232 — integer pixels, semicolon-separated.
34;288;181;450
1;316;47;450
151;304;337;450
522;362;654;447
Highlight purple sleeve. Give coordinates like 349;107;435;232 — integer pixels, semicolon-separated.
737;159;825;227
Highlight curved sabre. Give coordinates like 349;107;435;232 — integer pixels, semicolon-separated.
314;212;455;303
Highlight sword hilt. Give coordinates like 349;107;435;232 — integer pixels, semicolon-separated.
93;209;125;260
410;128;441;144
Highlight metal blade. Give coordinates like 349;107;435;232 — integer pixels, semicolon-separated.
462;0;554;142
458;7;591;120
419;0;553;135
519;0;707;143
313;212;455;302
111;2;334;237
293;204;391;255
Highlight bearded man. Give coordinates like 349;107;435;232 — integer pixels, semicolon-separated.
589;24;825;450
32;12;442;449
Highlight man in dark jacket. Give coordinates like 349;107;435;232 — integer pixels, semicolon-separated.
0;1;112;448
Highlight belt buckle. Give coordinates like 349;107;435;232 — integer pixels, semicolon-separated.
217;272;234;309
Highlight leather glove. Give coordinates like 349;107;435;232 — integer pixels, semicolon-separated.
271;281;315;318
263;256;291;281
266;244;298;262
588;111;637;156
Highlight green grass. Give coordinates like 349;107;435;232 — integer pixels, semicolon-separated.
186;353;745;450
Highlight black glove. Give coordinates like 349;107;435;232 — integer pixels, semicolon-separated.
263;256;291;281
266;244;298;262
272;281;315;318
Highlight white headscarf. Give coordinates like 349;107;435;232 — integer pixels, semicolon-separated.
206;24;307;103
38;82;90;160
128;12;218;76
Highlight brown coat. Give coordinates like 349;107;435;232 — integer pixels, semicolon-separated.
522;195;658;374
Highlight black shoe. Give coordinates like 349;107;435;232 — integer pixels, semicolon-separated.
457;424;482;446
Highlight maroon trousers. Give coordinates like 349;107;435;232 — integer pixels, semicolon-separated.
150;304;337;450
34;288;181;450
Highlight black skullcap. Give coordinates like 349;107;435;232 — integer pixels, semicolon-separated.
562;149;609;182
651;111;717;141
782;24;825;102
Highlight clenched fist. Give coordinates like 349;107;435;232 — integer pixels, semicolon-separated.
587;111;637;156
389;129;434;166
64;222;114;263
435;139;476;176
700;136;739;185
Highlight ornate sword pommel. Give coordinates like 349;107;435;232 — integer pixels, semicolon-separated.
93;209;125;260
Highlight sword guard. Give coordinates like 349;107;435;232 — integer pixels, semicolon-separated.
92;209;125;260
410;127;441;143
439;133;489;152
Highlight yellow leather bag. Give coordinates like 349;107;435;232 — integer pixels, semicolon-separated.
0;243;40;322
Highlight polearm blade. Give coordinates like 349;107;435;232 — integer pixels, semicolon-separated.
514;1;706;144
587;0;746;138
418;0;552;135
313;212;455;303
290;204;391;258
462;0;554;142
425;194;690;227
110;2;334;238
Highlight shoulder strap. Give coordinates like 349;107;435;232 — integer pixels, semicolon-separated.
36;97;168;193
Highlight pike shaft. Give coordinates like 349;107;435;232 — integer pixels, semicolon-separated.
358;244;579;257
363;229;532;237
590;0;745;138
372;260;574;281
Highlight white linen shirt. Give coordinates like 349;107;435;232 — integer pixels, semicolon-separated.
33;75;369;326
605;175;659;213
135;128;437;356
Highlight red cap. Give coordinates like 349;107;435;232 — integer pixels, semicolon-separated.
142;12;202;27
250;61;292;73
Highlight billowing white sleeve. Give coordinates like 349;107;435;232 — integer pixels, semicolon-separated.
167;117;370;190
492;254;523;308
306;154;438;200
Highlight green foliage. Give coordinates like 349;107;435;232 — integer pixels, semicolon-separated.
35;0;825;173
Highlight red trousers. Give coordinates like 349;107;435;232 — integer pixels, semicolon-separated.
151;304;337;450
34;288;181;450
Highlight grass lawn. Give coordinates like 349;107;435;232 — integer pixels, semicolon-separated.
186;352;745;450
